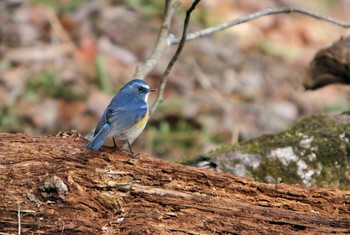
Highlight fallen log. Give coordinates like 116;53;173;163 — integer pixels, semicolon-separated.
0;132;349;234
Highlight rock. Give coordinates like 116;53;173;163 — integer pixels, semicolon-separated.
186;113;350;189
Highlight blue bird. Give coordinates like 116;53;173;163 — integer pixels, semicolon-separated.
86;79;156;156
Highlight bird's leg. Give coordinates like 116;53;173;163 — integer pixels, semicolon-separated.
112;137;118;149
126;140;139;158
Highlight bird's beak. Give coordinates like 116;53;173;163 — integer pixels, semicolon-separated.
150;88;157;92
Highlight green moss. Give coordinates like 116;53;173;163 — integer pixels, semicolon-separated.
193;114;350;189
206;143;237;157
252;158;300;184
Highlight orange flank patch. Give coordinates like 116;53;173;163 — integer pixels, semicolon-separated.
136;109;149;129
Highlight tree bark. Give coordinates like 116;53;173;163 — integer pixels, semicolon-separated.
0;132;349;234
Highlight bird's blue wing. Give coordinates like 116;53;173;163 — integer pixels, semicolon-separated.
105;103;147;140
88;89;148;150
86;122;111;150
93;108;108;136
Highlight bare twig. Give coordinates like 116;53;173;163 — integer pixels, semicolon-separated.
86;1;181;140
150;0;202;116
134;0;180;79
61;221;65;235
169;6;350;44
18;204;21;235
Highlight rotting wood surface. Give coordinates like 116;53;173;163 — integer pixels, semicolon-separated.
0;132;350;234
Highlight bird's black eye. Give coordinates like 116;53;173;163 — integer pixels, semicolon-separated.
138;86;144;91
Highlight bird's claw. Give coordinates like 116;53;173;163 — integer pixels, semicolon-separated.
128;152;139;158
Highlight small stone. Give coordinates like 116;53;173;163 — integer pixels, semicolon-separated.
269;147;297;166
39;175;68;200
300;136;314;149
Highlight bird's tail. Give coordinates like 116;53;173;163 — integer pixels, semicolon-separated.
86;123;110;151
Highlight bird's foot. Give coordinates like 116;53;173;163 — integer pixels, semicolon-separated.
124;152;139;165
112;145;120;150
128;151;139;158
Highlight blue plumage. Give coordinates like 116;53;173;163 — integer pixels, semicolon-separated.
86;123;111;150
86;79;156;155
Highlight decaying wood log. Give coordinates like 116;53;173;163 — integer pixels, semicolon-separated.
0;132;350;234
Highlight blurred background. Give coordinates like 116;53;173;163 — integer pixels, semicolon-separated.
0;0;350;161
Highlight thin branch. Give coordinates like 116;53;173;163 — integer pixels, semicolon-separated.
18;204;21;235
149;0;202;116
170;6;350;44
86;1;180;140
134;0;180;79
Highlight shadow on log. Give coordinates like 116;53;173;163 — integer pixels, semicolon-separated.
0;132;350;234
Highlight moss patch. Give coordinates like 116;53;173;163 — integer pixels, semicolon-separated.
189;114;350;189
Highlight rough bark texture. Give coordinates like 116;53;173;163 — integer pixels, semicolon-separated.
1;132;350;234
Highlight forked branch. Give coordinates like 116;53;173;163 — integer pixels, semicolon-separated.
149;0;201;116
141;5;350;116
133;0;180;79
170;6;350;44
